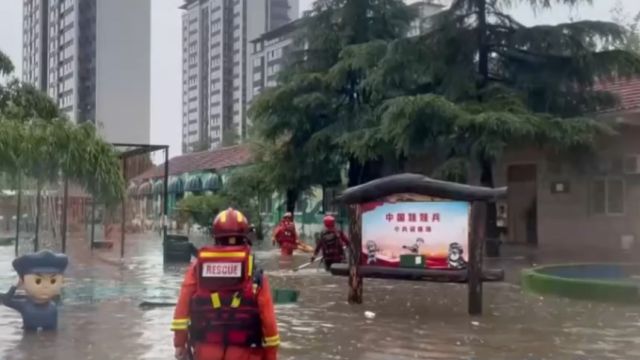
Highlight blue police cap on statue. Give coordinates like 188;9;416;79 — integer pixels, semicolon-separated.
12;250;69;277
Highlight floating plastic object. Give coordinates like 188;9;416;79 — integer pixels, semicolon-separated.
163;234;194;263
92;241;113;249
364;311;376;319
272;288;299;304
139;288;301;309
1;250;69;331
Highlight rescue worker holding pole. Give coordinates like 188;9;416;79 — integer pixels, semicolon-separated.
311;215;349;272
172;208;280;360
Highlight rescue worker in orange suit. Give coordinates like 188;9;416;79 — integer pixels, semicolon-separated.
172;208;280;360
311;215;349;271
271;213;298;256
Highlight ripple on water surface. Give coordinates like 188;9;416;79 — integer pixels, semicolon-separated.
1;237;640;359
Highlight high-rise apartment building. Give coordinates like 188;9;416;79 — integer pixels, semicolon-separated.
247;0;445;102
249;1;445;102
180;0;299;153
22;0;151;144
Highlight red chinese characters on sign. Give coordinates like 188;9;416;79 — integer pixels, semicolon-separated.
387;213;441;223
386;212;440;232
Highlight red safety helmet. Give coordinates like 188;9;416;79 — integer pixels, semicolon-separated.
212;208;250;245
323;215;336;229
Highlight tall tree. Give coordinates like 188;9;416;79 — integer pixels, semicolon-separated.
368;0;640;237
0;50;124;206
250;0;415;207
611;0;640;53
0;50;14;76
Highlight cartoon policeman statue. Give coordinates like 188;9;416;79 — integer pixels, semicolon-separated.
1;250;69;331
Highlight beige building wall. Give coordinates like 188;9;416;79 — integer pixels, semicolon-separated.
497;124;640;260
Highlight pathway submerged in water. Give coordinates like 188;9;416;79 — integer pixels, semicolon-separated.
0;236;639;359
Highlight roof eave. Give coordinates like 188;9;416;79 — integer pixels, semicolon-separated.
338;173;507;204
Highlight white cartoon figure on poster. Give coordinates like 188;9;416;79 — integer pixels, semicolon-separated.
365;240;379;264
447;242;467;269
402;237;424;254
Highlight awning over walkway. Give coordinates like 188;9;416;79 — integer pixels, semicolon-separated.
168;176;184;194
152;179;164;195
202;173;221;192
184;174;203;192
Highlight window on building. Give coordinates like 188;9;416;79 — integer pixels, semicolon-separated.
591;177;624;215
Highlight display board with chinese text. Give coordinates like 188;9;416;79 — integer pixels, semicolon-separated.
361;197;470;269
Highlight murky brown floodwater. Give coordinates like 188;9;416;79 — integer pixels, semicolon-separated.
1;235;640;360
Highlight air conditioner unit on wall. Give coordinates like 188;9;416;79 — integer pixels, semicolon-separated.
623;154;640;175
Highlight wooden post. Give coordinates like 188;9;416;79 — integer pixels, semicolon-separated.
162;147;169;241
90;195;96;250
34;179;41;252
468;201;487;315
14;174;22;257
348;204;363;304
121;158;127;258
61;178;69;253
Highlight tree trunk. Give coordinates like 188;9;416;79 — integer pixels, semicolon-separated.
344;0;369;45
468;201;486;315
285;189;298;213
61;178;69;253
347;158;384;187
476;0;489;88
14;174;22;257
34;179;41;252
476;0;497;243
347;204;363;304
480;158;499;240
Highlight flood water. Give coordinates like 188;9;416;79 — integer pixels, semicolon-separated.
1;235;640;360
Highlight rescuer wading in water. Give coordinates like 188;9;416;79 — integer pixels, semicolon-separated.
171;208;280;360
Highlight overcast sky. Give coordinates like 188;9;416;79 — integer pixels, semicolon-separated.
1;0;639;159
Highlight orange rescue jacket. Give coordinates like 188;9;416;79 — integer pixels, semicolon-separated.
171;262;279;360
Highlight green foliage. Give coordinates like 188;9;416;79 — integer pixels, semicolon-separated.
176;194;227;229
0;80;60;121
250;0;640;201
0;50;13;76
611;0;640;53
0;49;124;205
221;165;275;238
190;139;210;152
0;119;125;205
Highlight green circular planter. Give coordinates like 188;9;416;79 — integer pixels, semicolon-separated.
521;263;640;304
